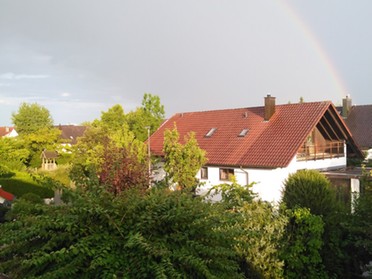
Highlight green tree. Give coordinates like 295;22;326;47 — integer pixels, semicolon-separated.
12;103;54;135
100;104;126;131
72;106;146;173
126;93;165;141
21;127;61;168
163;124;207;191
0;137;29;171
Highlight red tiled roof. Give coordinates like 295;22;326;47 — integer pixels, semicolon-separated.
0;127;15;137
345;105;372;149
149;101;356;168
0;188;15;201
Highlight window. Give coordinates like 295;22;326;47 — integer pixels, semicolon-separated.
205;128;217;137
200;167;208;179
219;168;234;181
238;128;249;137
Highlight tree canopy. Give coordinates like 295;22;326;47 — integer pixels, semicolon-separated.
163;124;207;191
12;103;54;135
126;93;165;141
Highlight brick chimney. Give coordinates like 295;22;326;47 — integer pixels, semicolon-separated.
342;95;352;118
264;94;276;121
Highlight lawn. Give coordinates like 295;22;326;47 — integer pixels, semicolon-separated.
0;171;54;198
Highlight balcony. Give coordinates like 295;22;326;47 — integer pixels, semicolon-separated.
297;141;344;161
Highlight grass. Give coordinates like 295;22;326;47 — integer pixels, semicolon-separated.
37;164;72;187
0;171;54;199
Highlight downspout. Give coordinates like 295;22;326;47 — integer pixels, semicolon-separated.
240;166;249;185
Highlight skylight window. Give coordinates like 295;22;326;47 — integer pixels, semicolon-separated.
205;128;217;137
238;128;249;137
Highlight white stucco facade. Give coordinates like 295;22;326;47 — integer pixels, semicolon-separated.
197;143;347;203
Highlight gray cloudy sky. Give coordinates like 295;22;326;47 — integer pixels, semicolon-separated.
1;0;371;125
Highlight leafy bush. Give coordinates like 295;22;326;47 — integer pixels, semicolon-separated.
236;201;288;279
282;169;338;217
343;167;372;277
280;207;327;279
212;179;287;278
207;177;256;210
0;206;9;223
281;169;350;278
19;193;43;204
0;186;242;278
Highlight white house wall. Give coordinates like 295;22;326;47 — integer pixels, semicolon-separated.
197;143;347;203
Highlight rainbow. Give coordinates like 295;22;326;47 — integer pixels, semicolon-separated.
279;1;348;99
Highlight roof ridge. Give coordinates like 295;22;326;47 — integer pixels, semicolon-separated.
170;100;333;116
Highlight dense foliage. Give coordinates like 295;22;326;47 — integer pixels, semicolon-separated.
280;207;326;279
99;145;149;194
0;184;242;278
343;166;372;276
281;169;372;278
11;102;54;135
126;93;165;141
282;169;338;216
163;124;207;191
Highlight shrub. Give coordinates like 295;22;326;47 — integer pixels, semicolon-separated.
280;207;327;279
0;186;242;278
343;168;372;277
19;193;43;204
236;201;288;279
281;169;349;278
0;206;9;223
281;169;338;217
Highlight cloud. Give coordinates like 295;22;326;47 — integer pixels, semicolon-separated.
0;72;50;80
61;92;71;97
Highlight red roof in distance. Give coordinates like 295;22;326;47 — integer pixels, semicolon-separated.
0;127;15;137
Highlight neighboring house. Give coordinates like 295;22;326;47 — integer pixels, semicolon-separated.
338;96;372;160
41;150;59;170
149;95;362;203
56;125;86;152
0;186;15;206
0;127;18;138
57;124;86;144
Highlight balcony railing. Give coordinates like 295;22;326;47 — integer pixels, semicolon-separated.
297;141;344;161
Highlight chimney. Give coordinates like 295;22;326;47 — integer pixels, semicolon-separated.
5;127;9;133
342;95;352;118
264;94;276;121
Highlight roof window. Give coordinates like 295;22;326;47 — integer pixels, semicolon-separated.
238;128;249;137
205;128;217;137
